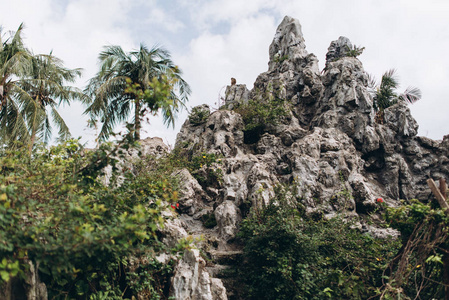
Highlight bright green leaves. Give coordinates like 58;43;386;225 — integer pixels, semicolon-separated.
189;152;223;188
0;258;20;282
383;199;449;298
0;138;176;298
237;183;401;300
125;76;174;114
85;44;190;141
233;83;289;144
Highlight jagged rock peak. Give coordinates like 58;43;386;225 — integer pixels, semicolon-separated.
167;15;449;300
268;15;308;71
325;36;353;64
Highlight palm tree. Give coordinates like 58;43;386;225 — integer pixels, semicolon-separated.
84;44;190;141
0;23;32;143
16;53;84;150
0;25;83;149
369;69;421;123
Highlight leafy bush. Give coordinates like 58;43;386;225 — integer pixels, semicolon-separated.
382;199;449;299
345;45;365;58
0;139;180;298
188;105;210;125
189;152;223;188
200;213;217;229
234;85;289;144
236;184;400;299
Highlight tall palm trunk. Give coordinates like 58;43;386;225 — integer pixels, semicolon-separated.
134;98;141;140
28;96;40;153
0;84;6;110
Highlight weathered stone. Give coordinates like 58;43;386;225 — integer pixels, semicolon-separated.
325;36;353;64
384;102;419;138
224;84;249;109
162;15;448;300
173;168;209;215
214;200;241;243
268;15;308;72
0;261;47;300
138;136;170;157
171;249;227;300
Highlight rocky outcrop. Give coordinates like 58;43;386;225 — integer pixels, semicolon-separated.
224;85;249;110
163;15;449;299
171;249;227;300
0;261;47;300
253;15;324;128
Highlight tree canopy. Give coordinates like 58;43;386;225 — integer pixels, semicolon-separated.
0;24;84;149
84;44;191;141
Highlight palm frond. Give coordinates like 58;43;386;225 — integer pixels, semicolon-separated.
50;104;71;142
85;43;190;140
399;86;422;104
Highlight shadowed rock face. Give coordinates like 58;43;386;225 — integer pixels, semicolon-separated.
164;16;449;300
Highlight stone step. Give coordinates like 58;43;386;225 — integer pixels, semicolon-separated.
209;250;243;265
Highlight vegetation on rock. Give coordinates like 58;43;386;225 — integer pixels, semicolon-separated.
235;182;449;299
236;183;401;299
233;84;289;144
1;18;447;300
369;69;421;123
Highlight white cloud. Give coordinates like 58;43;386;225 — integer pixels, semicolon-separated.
2;0;448;146
1;0;138;146
147;7;185;33
177;15;276;108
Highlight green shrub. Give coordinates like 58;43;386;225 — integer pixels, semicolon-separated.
345;45;365;58
188;105;210;125
237;184;400;300
382;199;449;299
234;86;289;144
200;212;217;229
0;139;180;298
189;152;223;188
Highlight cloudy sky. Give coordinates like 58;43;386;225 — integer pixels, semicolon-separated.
1;0;448;147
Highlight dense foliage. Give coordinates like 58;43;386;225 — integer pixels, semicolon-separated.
0;25;84;148
232;83;289;144
383;199;449;299
84;45;190;141
236;182;449;300
237;184;401;300
0;138;180;299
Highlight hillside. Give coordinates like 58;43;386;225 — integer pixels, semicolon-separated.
2;15;448;300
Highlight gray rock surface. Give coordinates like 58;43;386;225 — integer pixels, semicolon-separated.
16;15;446;300
325;36;353;63
163;15;449;299
0;261;47;300
171;249;227;300
224;85;249;109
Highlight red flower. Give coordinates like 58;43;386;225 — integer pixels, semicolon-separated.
376;198;383;203
171;205;176;210
176;203;179;208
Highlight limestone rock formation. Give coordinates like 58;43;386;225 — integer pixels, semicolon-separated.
171;249;227;300
8;16;447;300
163;15;449;299
224;84;249;110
